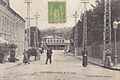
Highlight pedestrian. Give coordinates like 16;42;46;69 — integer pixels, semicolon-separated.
41;47;44;54
39;47;43;54
104;49;113;67
82;49;88;67
23;49;30;64
36;48;40;61
45;47;53;64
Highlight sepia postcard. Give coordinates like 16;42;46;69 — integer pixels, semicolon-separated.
0;0;120;80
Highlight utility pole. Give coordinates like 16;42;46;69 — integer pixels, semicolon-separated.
34;12;40;48
81;0;89;67
73;11;79;56
25;0;32;48
103;0;112;67
82;0;89;52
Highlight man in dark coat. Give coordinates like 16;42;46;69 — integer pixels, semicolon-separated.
82;49;88;67
10;48;16;62
45;47;53;64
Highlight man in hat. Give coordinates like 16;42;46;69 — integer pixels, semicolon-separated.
45;47;53;64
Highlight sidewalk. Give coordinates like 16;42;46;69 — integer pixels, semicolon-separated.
67;53;120;71
0;55;24;70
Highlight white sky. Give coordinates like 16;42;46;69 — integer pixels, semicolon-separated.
9;0;96;30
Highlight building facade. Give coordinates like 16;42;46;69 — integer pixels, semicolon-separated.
42;36;70;50
0;0;25;53
25;26;41;48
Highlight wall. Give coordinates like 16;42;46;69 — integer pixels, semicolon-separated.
77;41;120;62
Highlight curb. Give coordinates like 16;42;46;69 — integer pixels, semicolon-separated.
67;53;120;71
6;62;23;69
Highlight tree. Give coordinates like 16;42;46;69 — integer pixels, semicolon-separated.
85;0;120;45
41;27;72;39
0;43;17;63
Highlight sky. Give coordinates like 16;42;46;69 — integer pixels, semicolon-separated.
9;0;96;30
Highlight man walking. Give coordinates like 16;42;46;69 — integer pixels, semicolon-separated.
45;47;53;64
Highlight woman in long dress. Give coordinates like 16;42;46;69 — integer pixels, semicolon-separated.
23;50;30;64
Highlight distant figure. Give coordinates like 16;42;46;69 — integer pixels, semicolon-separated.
9;48;16;62
23;49;30;64
39;47;44;54
36;48;40;61
82;49;88;67
45;47;53;64
104;49;112;67
0;53;4;63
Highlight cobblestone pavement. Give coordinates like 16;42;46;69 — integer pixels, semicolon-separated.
0;50;120;80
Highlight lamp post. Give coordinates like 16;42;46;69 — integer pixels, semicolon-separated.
113;20;119;66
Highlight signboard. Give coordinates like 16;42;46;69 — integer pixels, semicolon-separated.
48;2;66;23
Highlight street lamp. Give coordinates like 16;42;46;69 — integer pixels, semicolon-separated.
113;20;119;66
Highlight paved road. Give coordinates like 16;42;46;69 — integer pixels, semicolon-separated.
0;50;120;80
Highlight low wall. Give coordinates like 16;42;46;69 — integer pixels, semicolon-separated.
76;41;120;62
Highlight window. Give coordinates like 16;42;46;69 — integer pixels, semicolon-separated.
7;19;9;32
48;39;49;43
10;21;12;34
63;40;64;43
0;15;1;30
5;17;7;32
1;16;4;31
51;39;52;43
60;39;61;43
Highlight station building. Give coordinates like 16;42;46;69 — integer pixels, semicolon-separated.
42;36;70;51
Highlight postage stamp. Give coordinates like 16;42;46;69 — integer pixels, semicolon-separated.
48;2;66;23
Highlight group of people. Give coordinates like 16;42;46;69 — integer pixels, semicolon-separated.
23;47;53;64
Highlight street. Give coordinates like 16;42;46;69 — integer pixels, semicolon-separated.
0;50;120;80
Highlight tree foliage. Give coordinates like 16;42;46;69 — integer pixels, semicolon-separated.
41;27;72;39
0;43;17;58
77;0;120;46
